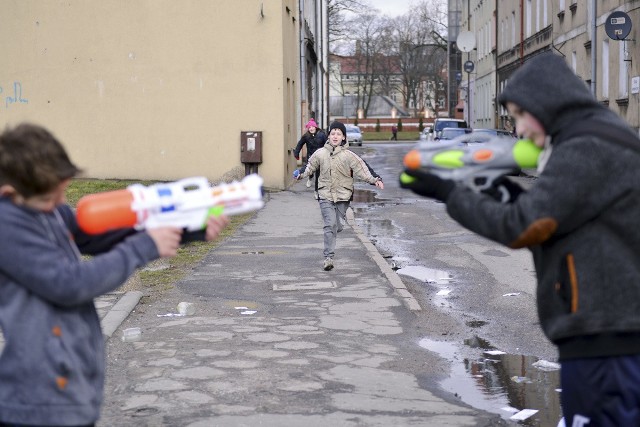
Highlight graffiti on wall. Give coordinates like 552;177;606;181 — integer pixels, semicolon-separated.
0;82;29;109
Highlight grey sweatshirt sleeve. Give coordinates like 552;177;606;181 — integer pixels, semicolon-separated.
446;138;630;248
0;204;159;306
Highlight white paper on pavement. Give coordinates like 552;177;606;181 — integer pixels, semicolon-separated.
510;409;539;421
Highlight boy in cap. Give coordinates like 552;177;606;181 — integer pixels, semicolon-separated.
295;120;383;270
400;53;640;425
0;123;229;426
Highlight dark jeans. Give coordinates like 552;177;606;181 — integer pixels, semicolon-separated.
561;354;640;426
0;424;94;427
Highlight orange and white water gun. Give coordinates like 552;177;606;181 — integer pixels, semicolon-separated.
76;174;264;234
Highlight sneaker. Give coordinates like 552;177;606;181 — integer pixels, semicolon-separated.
314;191;319;200
323;258;334;271
306;177;312;188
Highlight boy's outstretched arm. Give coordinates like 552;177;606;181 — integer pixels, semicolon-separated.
297;151;320;179
346;150;383;188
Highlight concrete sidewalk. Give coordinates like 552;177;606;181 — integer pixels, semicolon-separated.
97;181;504;426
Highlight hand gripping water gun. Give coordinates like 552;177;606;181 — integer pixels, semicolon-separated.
76;174;264;234
401;137;542;195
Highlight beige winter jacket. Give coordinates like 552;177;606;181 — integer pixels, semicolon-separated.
301;142;379;202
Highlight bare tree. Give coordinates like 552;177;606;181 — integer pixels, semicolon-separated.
391;0;448;117
342;13;390;118
371;23;400;98
328;0;449;118
328;0;366;44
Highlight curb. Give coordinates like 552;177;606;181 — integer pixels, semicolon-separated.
101;290;143;340
347;208;422;311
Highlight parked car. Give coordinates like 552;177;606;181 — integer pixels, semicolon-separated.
472;128;516;138
346;125;363;146
446;129;517;145
435;127;473;141
462;129;517;145
418;125;433;141
429;118;469;140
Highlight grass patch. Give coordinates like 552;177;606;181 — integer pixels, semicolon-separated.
138;214;251;292
66;178;156;206
67;178;255;296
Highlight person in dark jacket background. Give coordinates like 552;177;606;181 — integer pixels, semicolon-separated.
0;123;229;427
293;119;326;189
400;53;640;426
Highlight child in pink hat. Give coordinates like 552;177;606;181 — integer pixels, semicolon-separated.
293;119;327;189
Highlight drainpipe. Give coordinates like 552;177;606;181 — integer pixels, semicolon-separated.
467;0;471;127
299;0;307;125
590;0;597;96
495;0;499;127
519;0;524;64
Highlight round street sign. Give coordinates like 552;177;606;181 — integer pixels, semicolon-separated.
464;60;474;73
605;11;632;40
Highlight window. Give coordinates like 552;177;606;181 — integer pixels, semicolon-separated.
511;12;516;46
526;0;532;37
571;51;577;73
499;80;508;116
543;0;548;27
619;42;628;98
536;0;540;33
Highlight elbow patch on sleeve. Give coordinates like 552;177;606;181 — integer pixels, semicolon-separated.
509;217;558;249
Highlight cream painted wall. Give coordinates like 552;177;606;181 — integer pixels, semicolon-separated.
0;1;300;189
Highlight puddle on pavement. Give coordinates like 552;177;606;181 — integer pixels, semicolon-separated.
352;188;386;204
419;337;562;426
396;266;453;285
466;320;488;328
354;218;397;240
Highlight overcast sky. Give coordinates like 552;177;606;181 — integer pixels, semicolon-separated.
365;0;413;17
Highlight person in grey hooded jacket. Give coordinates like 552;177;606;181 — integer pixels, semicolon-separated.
0;123;229;427
400;53;640;426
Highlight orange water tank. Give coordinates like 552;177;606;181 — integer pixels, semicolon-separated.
76;190;138;234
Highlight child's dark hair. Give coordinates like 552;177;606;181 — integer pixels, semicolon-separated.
0;123;81;197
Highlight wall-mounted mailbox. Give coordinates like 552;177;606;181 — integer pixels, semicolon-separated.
240;131;262;163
